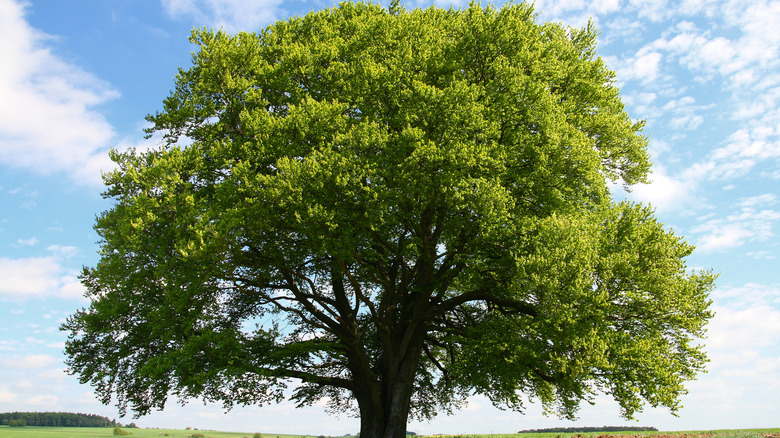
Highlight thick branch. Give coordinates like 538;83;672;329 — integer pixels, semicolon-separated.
430;288;538;319
255;366;354;390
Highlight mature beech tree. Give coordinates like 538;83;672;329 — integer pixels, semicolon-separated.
63;3;714;438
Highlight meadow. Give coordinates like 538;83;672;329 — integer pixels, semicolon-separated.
0;427;311;438
0;428;778;438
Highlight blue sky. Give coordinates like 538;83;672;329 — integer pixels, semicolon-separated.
1;0;779;434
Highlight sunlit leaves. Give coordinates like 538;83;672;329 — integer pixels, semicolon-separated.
63;1;711;429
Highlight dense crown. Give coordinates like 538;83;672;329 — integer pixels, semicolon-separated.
63;1;714;432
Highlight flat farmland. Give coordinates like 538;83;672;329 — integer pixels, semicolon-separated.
0;427;316;438
1;429;779;438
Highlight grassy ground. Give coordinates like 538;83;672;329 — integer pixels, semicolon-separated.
0;426;316;438
0;428;778;438
445;431;780;438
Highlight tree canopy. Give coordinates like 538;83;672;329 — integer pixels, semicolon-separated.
63;3;715;438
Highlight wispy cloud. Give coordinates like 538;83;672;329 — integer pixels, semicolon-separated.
691;194;780;252
15;237;39;247
160;0;285;33
46;245;79;258
0;0;119;186
713;282;780;307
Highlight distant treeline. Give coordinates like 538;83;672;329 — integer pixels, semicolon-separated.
0;412;117;427
518;427;659;434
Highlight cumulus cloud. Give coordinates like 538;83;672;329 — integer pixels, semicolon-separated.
707;303;780;351
161;0;285;33
606;48;664;85
0;0;119;186
0;256;85;300
628;166;692;212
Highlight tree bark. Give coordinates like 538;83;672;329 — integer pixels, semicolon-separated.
351;325;427;438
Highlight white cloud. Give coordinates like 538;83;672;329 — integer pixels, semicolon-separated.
746;250;774;259
0;340;18;351
690;195;780;252
13;380;35;391
604;16;646;44
0;0;119;186
629;166;692;212
15;237;39;247
687;281;780;421
641;1;780;88
161;0;285;33
0;256;85;300
708;304;780;351
27;394;59;406
711;128;780;173
662;96;710;131
667;126;780;188
627;0;670;21
707;304;780;403
608;48;664;84
46;244;79;258
603;1;780;198
37;368;68;380
0;354;58;369
712;282;780;307
740;193;777;208
72;392;100;405
0;390;18;403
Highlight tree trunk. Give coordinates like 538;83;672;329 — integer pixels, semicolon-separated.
352;325;427;438
355;370;418;438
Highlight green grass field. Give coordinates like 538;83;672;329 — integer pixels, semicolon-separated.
0;426;320;438
0;428;778;438
440;431;780;438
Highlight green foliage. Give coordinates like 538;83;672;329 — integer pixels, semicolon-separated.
62;1;714;436
113;426;132;435
8;419;26;427
0;412;116;427
254;434;264;438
